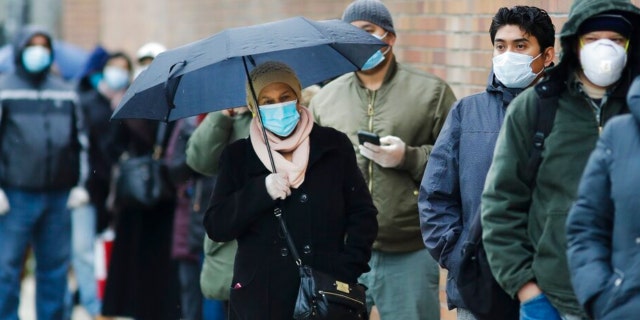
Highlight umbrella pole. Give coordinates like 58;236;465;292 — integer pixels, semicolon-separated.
242;56;277;174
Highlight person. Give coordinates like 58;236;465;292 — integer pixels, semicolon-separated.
187;108;251;320
101;43;181;320
481;1;640;319
309;1;457;319
134;42;166;78
71;46;127;320
0;25;89;319
203;61;378;319
418;6;556;320
566;75;640;320
165;116;208;320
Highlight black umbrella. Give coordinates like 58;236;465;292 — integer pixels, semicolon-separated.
111;16;385;122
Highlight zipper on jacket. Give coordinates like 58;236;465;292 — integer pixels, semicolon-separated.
578;86;608;134
366;90;376;192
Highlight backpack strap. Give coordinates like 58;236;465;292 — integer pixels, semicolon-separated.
525;82;560;187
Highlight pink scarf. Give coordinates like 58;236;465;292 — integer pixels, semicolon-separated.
249;106;313;188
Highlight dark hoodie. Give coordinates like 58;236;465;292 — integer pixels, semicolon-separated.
481;0;640;317
0;26;88;191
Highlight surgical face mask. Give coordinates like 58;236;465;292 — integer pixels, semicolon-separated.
492;52;543;88
258;100;300;137
22;45;51;73
362;32;390;71
580;38;627;87
89;72;103;89
103;66;130;90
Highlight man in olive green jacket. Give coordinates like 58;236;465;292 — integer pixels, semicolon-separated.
481;1;640;319
310;1;456;319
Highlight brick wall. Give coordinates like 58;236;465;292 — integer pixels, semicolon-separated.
60;0;640;98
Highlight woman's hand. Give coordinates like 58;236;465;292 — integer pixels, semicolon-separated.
265;173;291;200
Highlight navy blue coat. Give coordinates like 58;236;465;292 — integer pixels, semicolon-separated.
566;76;640;320
418;74;522;309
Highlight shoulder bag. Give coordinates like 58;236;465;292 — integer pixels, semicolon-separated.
455;209;519;320
274;207;368;319
115;122;174;210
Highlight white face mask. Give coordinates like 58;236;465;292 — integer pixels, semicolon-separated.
492;52;543;88
579;38;627;87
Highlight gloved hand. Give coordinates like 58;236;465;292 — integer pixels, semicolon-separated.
359;135;406;168
0;189;9;215
67;186;90;209
265;173;291;200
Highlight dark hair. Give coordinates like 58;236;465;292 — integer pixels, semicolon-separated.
106;51;133;72
490;6;556;51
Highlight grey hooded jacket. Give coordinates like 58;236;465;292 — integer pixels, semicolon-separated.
0;26;88;190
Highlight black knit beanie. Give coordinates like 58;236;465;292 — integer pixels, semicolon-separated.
342;0;395;34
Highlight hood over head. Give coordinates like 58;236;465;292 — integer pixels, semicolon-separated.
545;0;640;90
12;25;54;81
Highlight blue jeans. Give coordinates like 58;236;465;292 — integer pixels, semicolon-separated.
71;204;100;316
0;188;71;320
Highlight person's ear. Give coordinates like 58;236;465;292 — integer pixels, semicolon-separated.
542;46;555;67
387;32;397;46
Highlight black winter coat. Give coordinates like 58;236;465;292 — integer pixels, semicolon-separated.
204;124;378;320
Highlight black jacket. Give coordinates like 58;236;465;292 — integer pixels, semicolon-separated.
204;124;378;319
0;26;88;190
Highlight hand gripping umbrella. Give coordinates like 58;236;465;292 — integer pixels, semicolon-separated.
111;16;385;122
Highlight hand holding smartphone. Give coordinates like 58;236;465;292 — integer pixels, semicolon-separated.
357;130;380;146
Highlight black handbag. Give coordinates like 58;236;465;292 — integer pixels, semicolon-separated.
273;207;368;320
115;122;174;209
455;211;519;320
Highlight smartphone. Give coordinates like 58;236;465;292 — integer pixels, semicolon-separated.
357;130;380;146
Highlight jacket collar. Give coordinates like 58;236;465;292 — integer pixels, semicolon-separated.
354;55;399;89
486;71;523;108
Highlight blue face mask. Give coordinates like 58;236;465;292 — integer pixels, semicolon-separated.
361;32;389;71
103;66;130;90
89;73;103;89
258;100;300;137
22;45;52;73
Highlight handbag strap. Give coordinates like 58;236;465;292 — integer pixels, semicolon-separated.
274;207;303;266
152;122;168;160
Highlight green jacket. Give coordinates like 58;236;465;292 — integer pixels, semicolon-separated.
481;0;640;316
185;110;251;300
185;111;252;176
310;58;456;252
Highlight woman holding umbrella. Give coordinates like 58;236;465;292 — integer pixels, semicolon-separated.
203;61;378;319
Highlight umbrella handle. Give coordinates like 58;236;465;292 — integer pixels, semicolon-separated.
242;56;277;174
163;60;187;121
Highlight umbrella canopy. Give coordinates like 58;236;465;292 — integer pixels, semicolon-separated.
111;16;385;122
